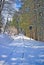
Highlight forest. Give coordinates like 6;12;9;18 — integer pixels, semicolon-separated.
0;0;44;41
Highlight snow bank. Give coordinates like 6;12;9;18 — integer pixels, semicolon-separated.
11;34;34;40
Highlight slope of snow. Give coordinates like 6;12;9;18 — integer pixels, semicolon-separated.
0;33;13;44
0;33;44;65
10;34;44;47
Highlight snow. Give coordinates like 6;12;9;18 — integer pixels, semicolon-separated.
11;34;34;40
0;61;5;65
11;58;17;61
1;55;7;58
0;33;44;65
0;33;13;45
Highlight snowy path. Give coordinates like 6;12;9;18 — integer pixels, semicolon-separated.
0;34;44;65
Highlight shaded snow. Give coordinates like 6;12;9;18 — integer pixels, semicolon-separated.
0;33;13;44
0;33;44;65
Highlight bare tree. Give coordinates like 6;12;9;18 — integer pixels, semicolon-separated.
0;0;5;33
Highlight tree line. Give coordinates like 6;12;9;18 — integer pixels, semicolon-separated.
0;0;44;41
10;0;44;41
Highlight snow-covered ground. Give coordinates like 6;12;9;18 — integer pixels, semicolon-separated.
11;34;33;40
0;33;44;65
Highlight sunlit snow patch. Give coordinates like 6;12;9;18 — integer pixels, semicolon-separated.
0;61;5;65
1;55;7;58
11;58;17;61
11;34;34;40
